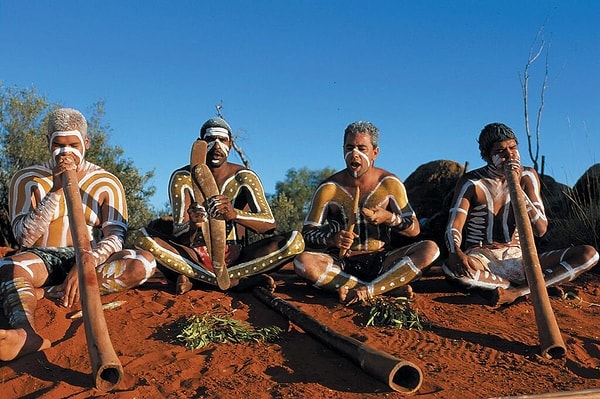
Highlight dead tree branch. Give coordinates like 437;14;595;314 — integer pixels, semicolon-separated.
215;102;251;169
519;24;549;172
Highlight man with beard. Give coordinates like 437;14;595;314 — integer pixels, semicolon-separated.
133;117;304;294
293;121;440;304
443;122;599;306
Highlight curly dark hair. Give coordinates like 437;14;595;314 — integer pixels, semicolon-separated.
477;122;518;161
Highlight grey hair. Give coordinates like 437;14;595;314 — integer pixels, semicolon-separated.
344;121;380;148
47;108;88;136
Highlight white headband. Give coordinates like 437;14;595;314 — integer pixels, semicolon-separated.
204;127;230;139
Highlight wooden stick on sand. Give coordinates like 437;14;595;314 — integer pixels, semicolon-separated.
253;287;423;394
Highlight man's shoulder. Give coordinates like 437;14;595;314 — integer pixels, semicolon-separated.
80;163;124;189
463;166;489;180
170;165;191;178
82;161;117;178
12;162;51;177
229;163;247;174
322;170;346;184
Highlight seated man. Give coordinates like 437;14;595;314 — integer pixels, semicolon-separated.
133;117;304;293
0;108;156;361
293;121;440;304
443;122;599;305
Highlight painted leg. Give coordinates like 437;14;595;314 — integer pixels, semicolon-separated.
343;257;421;305
367;256;421;298
228;231;305;281
96;249;157;295
0;277;51;361
495;248;600;307
132;228;218;286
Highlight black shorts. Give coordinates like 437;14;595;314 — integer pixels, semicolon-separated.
24;247;76;286
337;251;387;282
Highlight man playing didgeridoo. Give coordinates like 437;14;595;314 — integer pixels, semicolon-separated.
293;121;440;304
133;116;304;294
0;108;156;361
443;122;599;306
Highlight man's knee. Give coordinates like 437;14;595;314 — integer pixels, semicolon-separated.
293;251;326;280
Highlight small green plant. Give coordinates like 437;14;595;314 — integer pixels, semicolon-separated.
176;310;283;350
365;296;425;330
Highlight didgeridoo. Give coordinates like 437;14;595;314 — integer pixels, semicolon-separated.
190;139;211;257
505;166;566;359
62;169;124;390
191;139;230;290
340;186;360;258
253;287;423;394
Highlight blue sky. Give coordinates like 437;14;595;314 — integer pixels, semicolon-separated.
1;1;598;211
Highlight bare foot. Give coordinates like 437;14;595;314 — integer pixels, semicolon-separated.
386;284;415;300
339;286;371;306
176;275;194;295
491;287;523;307
0;328;51;361
230;274;276;293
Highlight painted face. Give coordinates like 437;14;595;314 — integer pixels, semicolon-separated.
343;132;379;178
203;127;231;166
48;130;88;167
489;139;519;169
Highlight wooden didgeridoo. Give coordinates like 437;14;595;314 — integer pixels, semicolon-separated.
339;186;360;258
190;139;230;290
190;139;211;257
61;169;124;391
253;287;423;394
505;166;566;359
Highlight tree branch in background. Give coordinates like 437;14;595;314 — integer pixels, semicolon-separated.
215;102;251;169
519;23;550;173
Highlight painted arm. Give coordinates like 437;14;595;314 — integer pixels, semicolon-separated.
520;167;548;237
88;172;127;266
215;170;276;234
444;177;476;277
9;166;60;247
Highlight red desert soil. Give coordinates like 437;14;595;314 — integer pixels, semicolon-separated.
2;263;600;399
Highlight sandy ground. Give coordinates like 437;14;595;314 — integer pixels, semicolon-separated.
3;263;600;399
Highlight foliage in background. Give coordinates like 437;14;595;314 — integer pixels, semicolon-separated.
365;296;426;330
176;310;282;350
0;83;157;247
270;167;335;234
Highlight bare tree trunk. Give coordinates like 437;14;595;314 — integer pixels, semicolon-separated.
519;23;550;172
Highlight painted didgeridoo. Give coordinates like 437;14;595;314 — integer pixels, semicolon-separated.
190;139;211;257
253;287;423;394
505;166;566;359
62;169;124;391
190;139;230;290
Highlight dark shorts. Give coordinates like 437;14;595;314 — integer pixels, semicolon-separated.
24;247;76;286
336;251;387;282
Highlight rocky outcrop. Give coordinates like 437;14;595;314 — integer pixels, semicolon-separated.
572;163;600;207
403;160;465;258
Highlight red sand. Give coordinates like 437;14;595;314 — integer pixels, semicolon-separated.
2;264;600;399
